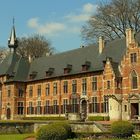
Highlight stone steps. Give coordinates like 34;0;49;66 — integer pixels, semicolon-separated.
94;121;111;132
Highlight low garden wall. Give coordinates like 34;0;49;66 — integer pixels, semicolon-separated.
0;121;105;134
0;122;34;134
0;120;140;134
70;122;103;133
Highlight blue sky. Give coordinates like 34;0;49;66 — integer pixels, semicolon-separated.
0;0;99;52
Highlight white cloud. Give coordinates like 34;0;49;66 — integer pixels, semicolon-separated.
66;14;90;22
65;3;97;22
38;22;66;35
27;3;98;36
27;18;66;36
83;3;96;13
28;18;39;28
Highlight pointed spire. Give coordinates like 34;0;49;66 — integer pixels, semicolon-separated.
8;18;18;52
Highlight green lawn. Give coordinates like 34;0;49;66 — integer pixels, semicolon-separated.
0;134;35;140
68;138;129;140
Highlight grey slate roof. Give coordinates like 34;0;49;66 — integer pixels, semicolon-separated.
0;52;30;82
0;52;20;76
28;45;103;80
28;37;127;81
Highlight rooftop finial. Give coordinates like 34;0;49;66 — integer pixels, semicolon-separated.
13;17;15;26
8;18;18;52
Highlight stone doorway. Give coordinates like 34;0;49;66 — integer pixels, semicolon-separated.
81;100;87;120
131;103;139;119
7;108;11;119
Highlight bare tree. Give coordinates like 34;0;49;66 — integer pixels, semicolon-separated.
17;34;54;58
0;47;8;62
81;0;140;44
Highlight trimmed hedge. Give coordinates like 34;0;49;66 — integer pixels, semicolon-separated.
36;122;72;140
88;116;110;121
23;116;66;121
54;122;72;138
111;121;134;138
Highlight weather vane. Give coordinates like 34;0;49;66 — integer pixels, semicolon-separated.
13;17;15;26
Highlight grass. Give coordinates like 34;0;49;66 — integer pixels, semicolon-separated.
68;138;129;140
0;133;35;140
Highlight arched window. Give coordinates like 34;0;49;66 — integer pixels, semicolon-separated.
131;71;138;89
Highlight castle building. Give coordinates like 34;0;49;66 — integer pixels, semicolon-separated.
0;25;140;121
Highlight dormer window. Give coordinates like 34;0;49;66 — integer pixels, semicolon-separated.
130;53;137;63
29;71;37;79
7;72;15;79
46;68;54;76
64;64;72;74
82;61;91;71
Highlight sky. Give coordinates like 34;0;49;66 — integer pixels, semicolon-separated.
0;0;99;52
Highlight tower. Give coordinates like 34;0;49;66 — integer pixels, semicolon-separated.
8;19;18;52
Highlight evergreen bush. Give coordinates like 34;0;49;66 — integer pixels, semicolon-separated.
111;121;134;138
54;122;72;138
88;116;109;121
36;122;72;140
23;116;66;121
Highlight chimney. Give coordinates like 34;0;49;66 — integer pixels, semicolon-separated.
126;28;135;47
99;36;104;54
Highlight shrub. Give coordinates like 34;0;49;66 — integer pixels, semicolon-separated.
111;121;134;138
36;122;72;140
23;116;66;121
131;134;140;140
88;116;109;121
54;122;72;138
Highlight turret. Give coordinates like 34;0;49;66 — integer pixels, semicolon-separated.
8;19;18;52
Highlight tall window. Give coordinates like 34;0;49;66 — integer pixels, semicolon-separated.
45;100;50;114
29;86;33;97
82;78;87;95
53;100;58;114
130;53;137;63
37;85;41;97
131;70;138;89
92;77;97;91
18;102;24;115
28;102;34;114
37;101;41;114
7;85;11;97
72;80;77;94
107;81;111;89
63;99;68;114
103;95;109;113
92;97;98;113
124;105;127;112
46;83;50;96
63;81;68;94
71;98;78;113
18;88;24;97
53;82;57;95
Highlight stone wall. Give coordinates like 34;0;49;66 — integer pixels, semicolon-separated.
33;122;104;133
70;122;102;133
0;122;34;134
